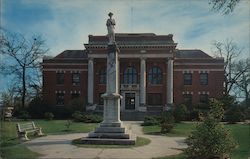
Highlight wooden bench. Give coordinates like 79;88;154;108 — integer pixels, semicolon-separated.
16;122;44;141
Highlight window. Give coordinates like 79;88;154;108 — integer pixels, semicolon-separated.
56;93;64;105
147;93;162;105
148;66;162;84
56;73;64;85
184;73;192;85
200;73;208;85
99;68;106;84
200;94;209;103
99;93;104;105
72;73;80;85
71;93;80;99
123;67;137;84
183;94;192;104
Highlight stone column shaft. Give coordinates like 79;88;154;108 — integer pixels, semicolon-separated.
102;44;121;124
106;49;119;94
140;58;146;105
167;59;173;105
88;58;94;105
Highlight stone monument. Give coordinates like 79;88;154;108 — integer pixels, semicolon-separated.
81;12;136;145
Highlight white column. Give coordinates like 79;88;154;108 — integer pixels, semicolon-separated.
140;58;146;105
167;59;173;106
88;58;94;105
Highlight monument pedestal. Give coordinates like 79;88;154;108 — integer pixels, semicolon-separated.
81;121;136;145
81;44;136;145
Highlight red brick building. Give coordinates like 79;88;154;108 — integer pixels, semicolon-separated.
42;33;224;115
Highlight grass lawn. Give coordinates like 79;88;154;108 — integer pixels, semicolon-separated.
0;120;98;159
225;124;250;159
143;122;196;137
1;120;249;159
143;122;250;159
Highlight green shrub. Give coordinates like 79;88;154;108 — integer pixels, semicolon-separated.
174;104;188;122
195;102;210;115
83;114;102;123
72;111;84;122
185;100;237;158
65;98;86;115
44;112;54;120
27;96;51;119
18;111;30;120
72;111;102;123
209;100;224;121
160;111;175;133
51;106;71;119
65;120;72;131
187;110;199;121
243;107;250;120
225;106;245;123
219;95;237;110
142;116;160;126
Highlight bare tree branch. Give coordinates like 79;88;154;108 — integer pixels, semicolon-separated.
209;0;241;14
0;29;48;108
212;39;247;97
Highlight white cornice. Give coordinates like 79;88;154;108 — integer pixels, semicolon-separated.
88;53;173;58
42;63;87;65
174;63;224;65
85;44;177;49
174;69;224;71
43;69;88;71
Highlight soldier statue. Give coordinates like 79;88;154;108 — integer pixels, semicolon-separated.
106;12;116;44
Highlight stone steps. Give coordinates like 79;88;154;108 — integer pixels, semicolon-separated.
80;137;136;145
88;132;130;139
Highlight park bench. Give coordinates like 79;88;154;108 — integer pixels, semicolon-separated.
16;122;44;141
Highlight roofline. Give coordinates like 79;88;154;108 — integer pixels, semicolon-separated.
88;33;174;37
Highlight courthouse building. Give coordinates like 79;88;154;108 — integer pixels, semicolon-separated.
42;33;224;113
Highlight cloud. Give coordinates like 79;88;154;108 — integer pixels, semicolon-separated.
2;0;249;57
1;0;249;92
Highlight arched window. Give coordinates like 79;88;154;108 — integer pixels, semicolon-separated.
99;68;106;84
123;67;137;84
148;66;162;84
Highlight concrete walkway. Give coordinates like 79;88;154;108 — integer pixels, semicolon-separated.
25;121;186;159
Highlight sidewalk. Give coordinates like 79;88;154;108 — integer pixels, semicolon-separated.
25;121;186;159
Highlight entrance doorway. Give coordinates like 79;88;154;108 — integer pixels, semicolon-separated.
125;93;135;110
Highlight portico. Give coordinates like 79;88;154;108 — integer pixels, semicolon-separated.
86;34;176;112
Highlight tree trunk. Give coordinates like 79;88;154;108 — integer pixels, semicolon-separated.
245;89;249;107
22;67;26;108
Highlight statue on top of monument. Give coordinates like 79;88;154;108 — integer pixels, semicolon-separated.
106;12;116;44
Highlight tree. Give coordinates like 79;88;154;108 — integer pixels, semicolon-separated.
174;104;188;122
160;111;175;133
185;100;237;158
0;86;16;108
0;30;48;108
27;95;51;118
225;105;245;123
65;97;86;115
235;59;250;107
209;0;241;14
212;39;248;96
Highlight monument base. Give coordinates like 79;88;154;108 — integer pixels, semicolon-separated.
81;39;136;145
81;122;136;145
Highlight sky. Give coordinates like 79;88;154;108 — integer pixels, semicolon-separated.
0;0;250;92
